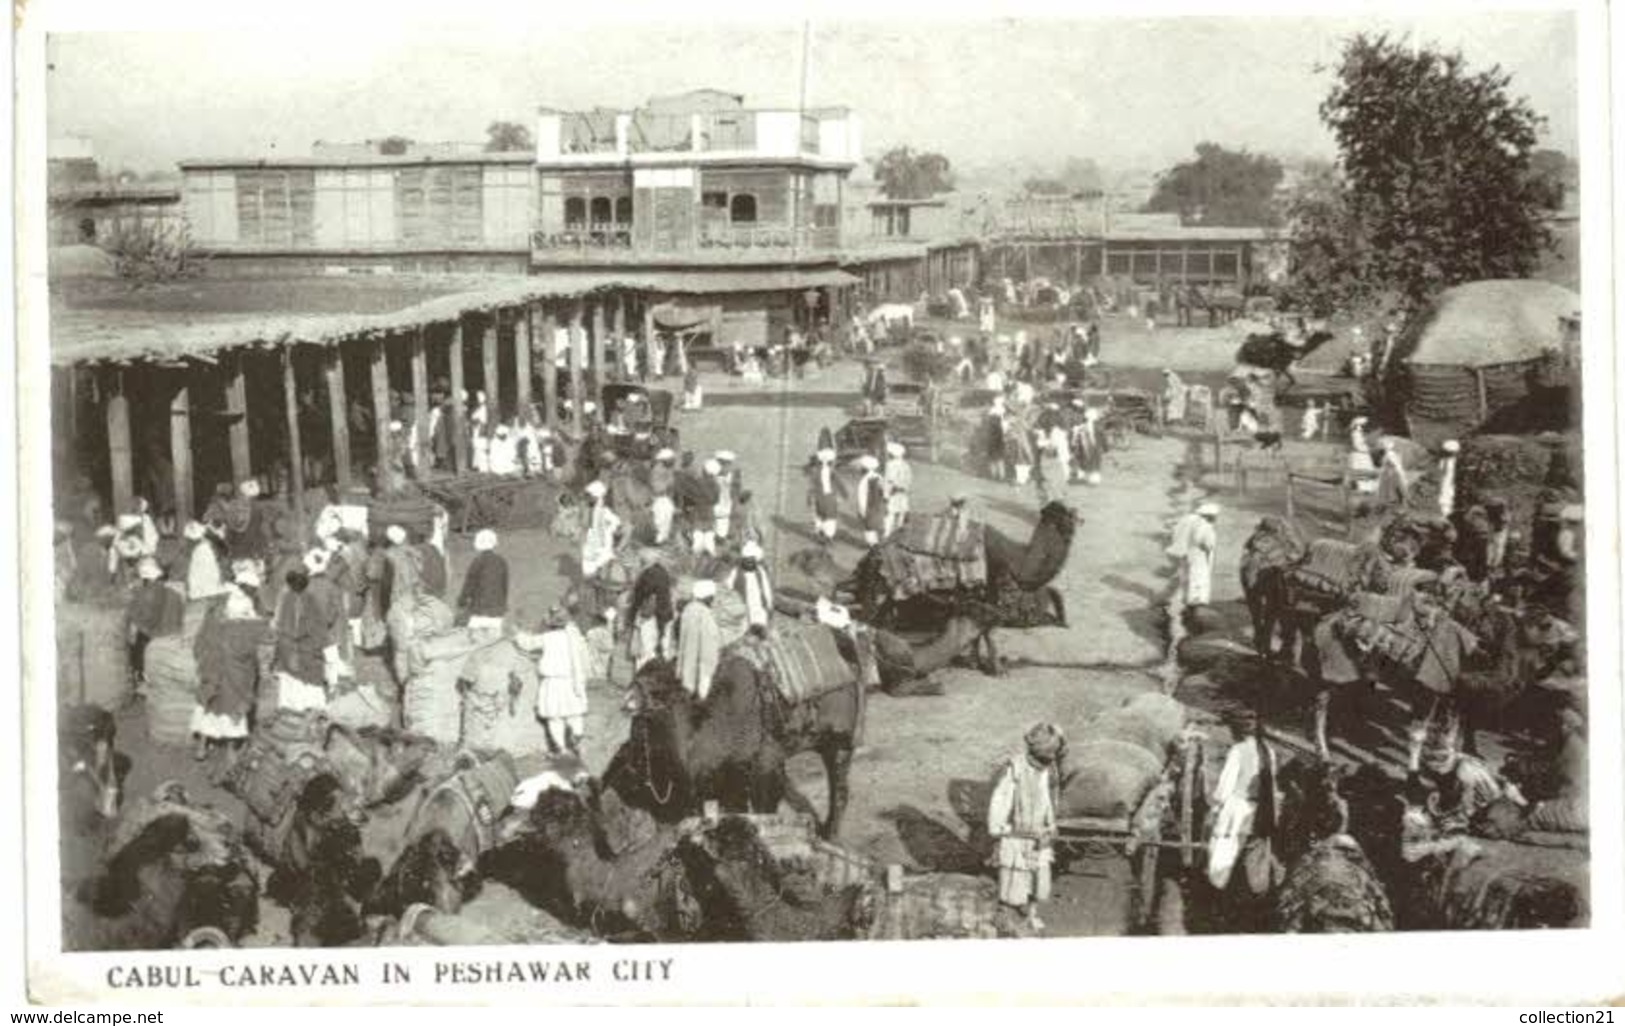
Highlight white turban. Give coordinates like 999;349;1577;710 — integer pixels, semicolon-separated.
741;540;764;560
655;448;675;461
474;529;498;552
136;556;162;581
692;579;717;600
585;480;608;499
303;548;330;575
886;442;905;458
183;520;206;541
816;448;836;463
1197;502;1221;518
717;450;737;463
1442;440;1461;453
116;513;143;532
857;455;880;471
322;534;344;554
385;524;408;545
703;459;721;475
232;562;262;589
238;479;261;498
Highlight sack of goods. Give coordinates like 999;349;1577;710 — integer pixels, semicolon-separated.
459;639;547;756
405;629;487;747
1058;740;1164;820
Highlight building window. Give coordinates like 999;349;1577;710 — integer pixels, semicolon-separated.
78;218;96;243
729;194;757;224
614;196;633;225
590;196;613;226
564;197;587;229
702;191;728;211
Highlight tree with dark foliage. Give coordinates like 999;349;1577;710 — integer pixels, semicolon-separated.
485;120;534;153
1295;33;1555;317
1144;143;1284;227
872;146;954;200
377;136;413;156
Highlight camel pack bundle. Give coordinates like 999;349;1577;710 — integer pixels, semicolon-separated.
880;513;989;600
1289;538;1375;601
752;623;856;706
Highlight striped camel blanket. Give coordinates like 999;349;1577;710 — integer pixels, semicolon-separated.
728;623;855;706
875;514;988;601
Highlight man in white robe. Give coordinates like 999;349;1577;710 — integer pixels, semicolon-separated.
1167;501;1219;607
725;541;774;629
882;442;912;538
678;580;722;702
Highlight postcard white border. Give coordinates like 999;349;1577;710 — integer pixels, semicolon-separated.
12;0;1623;1006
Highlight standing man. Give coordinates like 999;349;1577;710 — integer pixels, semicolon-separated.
580;480;621;577
715;450;742;543
987;723;1065;932
1375;436;1410;514
532;606;591;755
696;458;723;556
649;448;678;546
457;528;509;638
1436;440;1461;519
809;434;842;547
855;454;886;548
726;541;774;630
679;579;722;702
883;441;912;538
1168;501;1220;609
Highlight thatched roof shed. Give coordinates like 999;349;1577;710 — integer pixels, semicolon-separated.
1397;279;1581;447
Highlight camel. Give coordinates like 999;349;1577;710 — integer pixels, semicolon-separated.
66;787;260;952
608;631;868;839
851;501;1078;664
1235;327;1337;389
481;790;869;942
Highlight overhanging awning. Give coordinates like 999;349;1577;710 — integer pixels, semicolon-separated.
48;267;862;367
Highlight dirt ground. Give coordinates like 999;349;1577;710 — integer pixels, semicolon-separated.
96;311;1491;943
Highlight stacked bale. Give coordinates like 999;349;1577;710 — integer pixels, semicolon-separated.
56;601;129;712
404;629;486;745
143;598;219;748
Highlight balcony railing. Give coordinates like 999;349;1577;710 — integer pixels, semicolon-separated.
698;224;839;250
532;225;634;251
530;223;840;258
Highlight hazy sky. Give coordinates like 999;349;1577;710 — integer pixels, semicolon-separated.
45;12;1578;178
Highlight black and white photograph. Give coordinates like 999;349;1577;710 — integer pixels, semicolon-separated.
12;0;1621;1005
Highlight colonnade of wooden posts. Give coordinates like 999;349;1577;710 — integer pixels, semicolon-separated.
93;290;669;528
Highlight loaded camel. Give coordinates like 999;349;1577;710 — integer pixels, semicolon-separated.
849;500;1078;674
1234;322;1337;389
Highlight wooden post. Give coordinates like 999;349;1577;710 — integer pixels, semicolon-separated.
169;376;193;520
411;328;429;471
514;306;533;415
568;301;585;428
641;298;656;377
1343;479;1355;539
1285;473;1296;521
1474;367;1489;423
105;369;133;516
709;304;724;351
540;308;559;431
591;301;608;392
369;337;391;490
282;346;305;520
325;347;352;492
448;321;468;474
481;314;501;421
225;355;252;485
613;293;628;349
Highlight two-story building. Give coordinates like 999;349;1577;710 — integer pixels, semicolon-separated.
176;92;875;348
